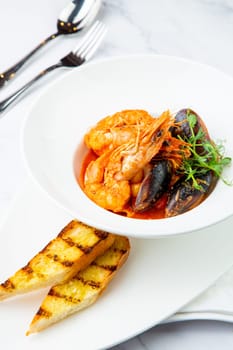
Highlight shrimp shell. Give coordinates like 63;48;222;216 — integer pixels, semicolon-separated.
84;110;155;156
114;110;174;181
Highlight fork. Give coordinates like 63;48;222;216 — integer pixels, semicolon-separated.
0;21;106;115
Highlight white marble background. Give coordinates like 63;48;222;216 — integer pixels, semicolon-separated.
1;0;233;349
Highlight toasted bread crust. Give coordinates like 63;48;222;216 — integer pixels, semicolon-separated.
0;220;115;301
26;236;130;335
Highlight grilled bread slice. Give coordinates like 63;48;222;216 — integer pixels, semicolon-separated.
26;235;130;335
0;220;115;301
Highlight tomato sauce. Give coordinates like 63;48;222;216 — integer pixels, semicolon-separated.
76;149;166;220
129;195;167;219
76;149;97;191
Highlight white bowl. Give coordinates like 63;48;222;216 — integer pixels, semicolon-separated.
22;55;233;238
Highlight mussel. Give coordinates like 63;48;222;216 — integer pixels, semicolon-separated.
134;160;172;212
132;108;223;217
171;108;211;154
165;171;217;217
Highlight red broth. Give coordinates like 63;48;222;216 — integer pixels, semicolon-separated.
74;149;166;220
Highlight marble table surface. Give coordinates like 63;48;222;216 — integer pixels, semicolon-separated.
1;1;233;349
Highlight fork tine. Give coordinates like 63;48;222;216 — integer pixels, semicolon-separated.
73;21;100;54
0;21;106;114
79;24;107;61
73;21;107;61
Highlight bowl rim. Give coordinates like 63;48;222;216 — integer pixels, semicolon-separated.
20;53;233;238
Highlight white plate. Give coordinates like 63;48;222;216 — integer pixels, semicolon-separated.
22;55;233;238
0;178;233;350
170;312;233;324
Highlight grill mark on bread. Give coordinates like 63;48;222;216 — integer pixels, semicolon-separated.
22;265;34;274
26;236;130;335
91;248;128;272
57;221;108;241
1;279;15;290
37;307;52;318
48;288;81;303
93;230;109;240
62;237;94;254
0;220;115;300
0;245;124;292
91;263;117;272
76;276;101;289
63;229;110;254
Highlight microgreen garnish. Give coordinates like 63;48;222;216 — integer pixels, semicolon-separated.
177;111;232;190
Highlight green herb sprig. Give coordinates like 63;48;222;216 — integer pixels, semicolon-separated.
177;112;232;190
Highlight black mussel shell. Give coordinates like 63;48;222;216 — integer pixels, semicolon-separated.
134;160;172;212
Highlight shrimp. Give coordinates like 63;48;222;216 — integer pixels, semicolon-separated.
111;110;174;181
83;111;174;213
84;110;155;155
84;151;131;212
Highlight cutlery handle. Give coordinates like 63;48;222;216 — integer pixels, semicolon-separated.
0;62;62;115
0;32;60;89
